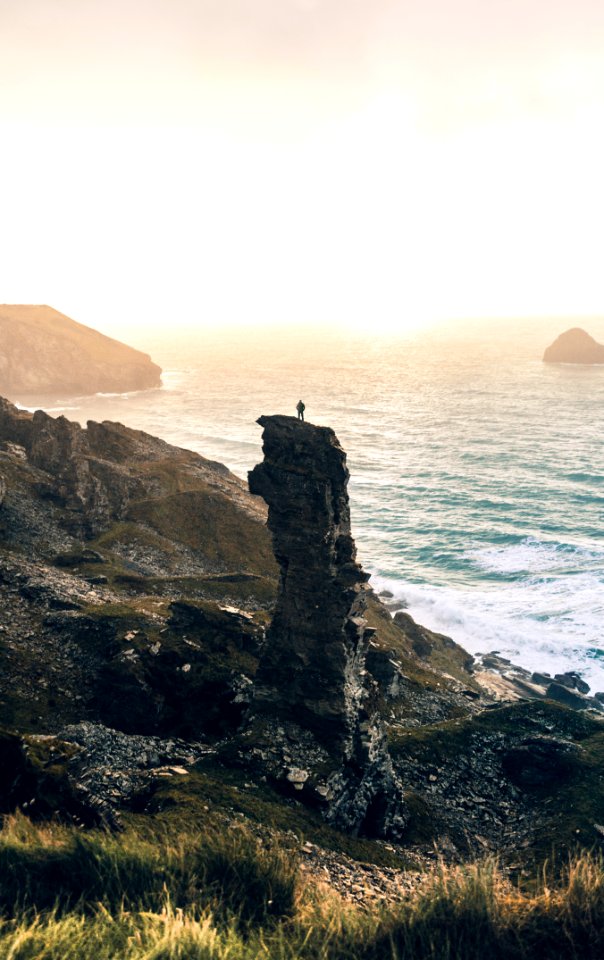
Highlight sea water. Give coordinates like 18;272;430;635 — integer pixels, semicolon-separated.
16;319;604;692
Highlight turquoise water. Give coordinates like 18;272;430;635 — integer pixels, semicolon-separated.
17;319;604;692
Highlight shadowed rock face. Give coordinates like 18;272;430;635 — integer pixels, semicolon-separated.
249;415;371;752
0;396;273;566
543;328;604;363
248;415;406;837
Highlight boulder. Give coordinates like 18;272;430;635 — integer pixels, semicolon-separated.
546;681;590;710
543;328;604;364
366;647;407;700
554;671;590;695
0;728;96;824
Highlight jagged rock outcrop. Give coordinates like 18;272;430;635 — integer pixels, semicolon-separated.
0;472;5;507
543;327;604;364
0;396;274;553
245;414;406;838
0;724;211;827
0;727;94;824
0;304;162;395
249;415;372;748
2;402;603;862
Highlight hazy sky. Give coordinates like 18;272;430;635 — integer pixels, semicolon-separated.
2;0;604;338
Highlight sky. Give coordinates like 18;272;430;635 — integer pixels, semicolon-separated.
2;0;604;340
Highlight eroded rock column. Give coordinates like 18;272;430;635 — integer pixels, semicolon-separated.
247;414;406;837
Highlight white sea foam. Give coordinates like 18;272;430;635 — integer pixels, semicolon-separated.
466;537;603;575
159;369;186;388
94;389;157;399
369;570;604;692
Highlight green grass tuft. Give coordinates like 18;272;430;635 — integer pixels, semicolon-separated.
0;814;298;928
1;815;603;959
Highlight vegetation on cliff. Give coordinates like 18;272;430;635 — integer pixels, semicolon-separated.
0;814;602;959
1;399;604;959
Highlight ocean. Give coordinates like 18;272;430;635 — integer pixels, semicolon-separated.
16;318;604;693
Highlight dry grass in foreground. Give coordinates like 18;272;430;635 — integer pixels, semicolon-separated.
0;814;602;959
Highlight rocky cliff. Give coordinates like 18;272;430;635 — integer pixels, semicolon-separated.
0;396;270;549
1;399;603;866
543;327;604;364
245;415;407;838
0;395;277;736
0;305;162;395
249;415;373;749
0;396;478;740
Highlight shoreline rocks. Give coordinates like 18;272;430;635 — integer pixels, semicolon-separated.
472;652;604;716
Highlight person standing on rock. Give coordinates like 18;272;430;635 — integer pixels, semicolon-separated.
296;400;305;421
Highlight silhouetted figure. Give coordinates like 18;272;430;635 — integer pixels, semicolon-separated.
296;400;305;421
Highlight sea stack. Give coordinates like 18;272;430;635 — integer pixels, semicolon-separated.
246;414;406;838
543;327;604;364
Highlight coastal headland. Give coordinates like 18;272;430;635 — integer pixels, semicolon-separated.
0;397;602;867
0;305;162;396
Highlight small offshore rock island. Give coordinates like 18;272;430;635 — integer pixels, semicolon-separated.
543;326;604;364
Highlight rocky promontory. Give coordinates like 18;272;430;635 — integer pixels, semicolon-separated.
1;398;603;871
0;305;162;396
543;327;604;364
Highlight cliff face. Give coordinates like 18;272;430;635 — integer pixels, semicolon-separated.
543;327;604;364
2;401;603;864
246;415;406;838
0;394;277;741
0;395;476;743
249;415;371;750
0;305;162;395
0;396;274;568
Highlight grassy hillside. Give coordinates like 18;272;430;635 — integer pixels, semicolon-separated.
0;813;602;959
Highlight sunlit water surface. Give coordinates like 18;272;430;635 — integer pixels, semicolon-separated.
17;319;604;692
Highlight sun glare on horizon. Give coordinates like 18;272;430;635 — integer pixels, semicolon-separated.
1;1;604;340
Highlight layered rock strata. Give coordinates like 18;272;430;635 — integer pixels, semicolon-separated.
247;414;406;837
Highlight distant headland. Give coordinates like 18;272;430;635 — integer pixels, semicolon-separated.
543;327;604;364
0;304;162;396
